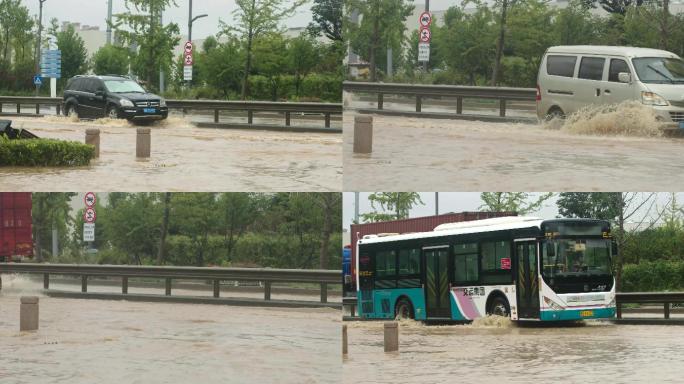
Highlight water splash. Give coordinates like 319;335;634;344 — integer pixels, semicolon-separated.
0;274;44;297
545;101;663;137
467;315;513;328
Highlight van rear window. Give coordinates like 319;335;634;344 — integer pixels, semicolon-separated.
547;55;576;77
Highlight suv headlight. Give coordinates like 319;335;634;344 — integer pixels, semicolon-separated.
120;99;134;108
159;98;167;107
641;91;669;106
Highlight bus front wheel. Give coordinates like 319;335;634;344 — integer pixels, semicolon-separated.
487;296;510;317
394;298;414;320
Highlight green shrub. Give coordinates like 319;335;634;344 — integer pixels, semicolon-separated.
0;137;95;166
621;260;684;292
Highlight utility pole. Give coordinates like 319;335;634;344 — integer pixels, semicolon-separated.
435;192;439;216
159;9;165;93
34;0;47;96
354;192;360;224
423;0;429;73
187;0;207;86
106;0;113;45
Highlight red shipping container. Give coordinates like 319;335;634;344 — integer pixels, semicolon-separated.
0;192;33;261
348;211;517;286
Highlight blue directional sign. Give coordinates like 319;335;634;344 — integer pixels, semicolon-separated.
40;49;62;78
33;75;42;86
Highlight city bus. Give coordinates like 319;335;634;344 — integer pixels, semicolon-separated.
356;216;616;322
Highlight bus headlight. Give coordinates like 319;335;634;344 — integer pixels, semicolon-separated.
543;296;564;311
641;91;669;106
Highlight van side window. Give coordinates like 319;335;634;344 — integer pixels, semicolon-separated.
608;59;630;82
547;55;576;77
578;57;605;81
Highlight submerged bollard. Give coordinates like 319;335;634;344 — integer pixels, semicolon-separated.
20;296;39;332
136;127;151;158
384;321;398;352
85;128;100;158
353;115;373;154
343;324;348;356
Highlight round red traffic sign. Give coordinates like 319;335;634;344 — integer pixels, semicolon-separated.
184;54;193;65
84;192;96;207
419;27;431;43
419;11;432;27
184;41;193;54
84;207;96;223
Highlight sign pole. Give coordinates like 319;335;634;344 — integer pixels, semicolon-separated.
423;0;429;72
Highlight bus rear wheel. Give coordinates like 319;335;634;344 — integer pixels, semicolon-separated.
487;296;510;317
394;298;414;320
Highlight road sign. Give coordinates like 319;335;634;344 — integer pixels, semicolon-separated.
33;75;42;86
83;223;95;242
418;42;430;62
84;192;96;207
184;53;193;66
183;65;193;81
84;207;96;223
419;27;431;43
419;11;432;27
40;49;62;79
184;41;193;54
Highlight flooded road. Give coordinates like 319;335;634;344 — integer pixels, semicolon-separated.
0;277;340;384
343;112;684;191
0;115;341;191
343;318;684;384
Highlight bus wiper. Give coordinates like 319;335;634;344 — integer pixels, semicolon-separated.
647;64;675;83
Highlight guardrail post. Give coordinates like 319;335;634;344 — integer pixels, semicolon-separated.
165;278;172;296
320;283;327;303
325;113;331;128
616;302;622;319
81;276;88;293
350;302;356;317
214;109;219;123
384;322;399;352
122;277;128;294
457;97;463;114
499;99;506;117
16;103;20;114
664;302;670;319
182;108;188;115
416;95;422;112
56;104;61;116
285;112;291;126
378;93;384;110
264;281;271;300
35;104;40;115
342;325;348;356
213;280;220;298
248;110;253;125
43;273;49;289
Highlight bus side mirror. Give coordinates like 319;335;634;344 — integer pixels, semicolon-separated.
618;72;631;83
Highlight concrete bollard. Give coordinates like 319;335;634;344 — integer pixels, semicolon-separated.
85;128;100;158
384;321;398;352
353;115;373;154
342;324;348;356
20;296;39;332
136;127;151;158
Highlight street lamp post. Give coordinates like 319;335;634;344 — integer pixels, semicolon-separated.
187;0;207;85
35;0;47;96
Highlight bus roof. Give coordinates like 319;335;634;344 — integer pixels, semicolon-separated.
546;45;678;58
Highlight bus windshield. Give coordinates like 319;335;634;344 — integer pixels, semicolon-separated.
542;239;612;278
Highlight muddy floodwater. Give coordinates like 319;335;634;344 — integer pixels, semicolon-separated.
343;318;684;384
0;276;339;384
0;115;341;191
343;113;684;191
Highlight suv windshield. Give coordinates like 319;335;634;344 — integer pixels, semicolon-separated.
104;79;146;93
542;239;612;278
632;57;684;84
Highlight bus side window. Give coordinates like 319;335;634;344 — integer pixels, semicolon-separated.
398;248;420;275
453;243;478;283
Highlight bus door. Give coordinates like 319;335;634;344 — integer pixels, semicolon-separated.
515;240;540;319
423;246;451;318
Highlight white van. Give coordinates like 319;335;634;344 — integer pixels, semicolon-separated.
536;45;684;126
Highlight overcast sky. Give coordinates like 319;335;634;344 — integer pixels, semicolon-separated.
342;192;682;231
21;0;314;40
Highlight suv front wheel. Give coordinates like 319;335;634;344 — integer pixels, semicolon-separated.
64;103;78;119
107;105;121;119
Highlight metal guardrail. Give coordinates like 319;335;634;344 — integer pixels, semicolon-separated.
343;81;537;121
0;263;340;305
0;96;342;130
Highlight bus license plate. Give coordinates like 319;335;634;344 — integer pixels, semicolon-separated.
679;121;684;129
580;310;593;317
143;108;156;114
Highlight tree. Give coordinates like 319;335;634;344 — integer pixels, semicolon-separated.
222;0;305;99
310;193;341;269
171;193;218;266
157;192;171;264
251;33;289;100
557;192;622;221
217;193;255;262
197;37;244;97
491;0;520;86
112;0;180;90
287;35;320;97
361;192;425;222
307;0;343;41
92;44;130;75
479;192;554;214
49;21;88;88
587;0;645;14
32;193;76;261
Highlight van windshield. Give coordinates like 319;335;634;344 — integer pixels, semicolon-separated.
632;57;684;84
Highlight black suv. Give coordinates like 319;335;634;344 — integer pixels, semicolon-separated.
63;75;168;121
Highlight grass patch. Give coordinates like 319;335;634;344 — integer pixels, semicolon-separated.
0;137;95;166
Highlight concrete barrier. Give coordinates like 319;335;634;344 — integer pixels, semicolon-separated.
85;128;100;158
20;296;39;332
353;115;373;154
342;324;348;356
136;127;151;157
384;321;398;352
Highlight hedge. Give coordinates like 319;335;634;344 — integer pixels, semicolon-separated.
0;137;95;166
621;260;684;292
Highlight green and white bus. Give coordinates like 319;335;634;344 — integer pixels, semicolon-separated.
356;217;616;322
